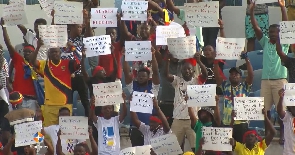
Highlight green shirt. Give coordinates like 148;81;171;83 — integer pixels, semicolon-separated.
259;35;289;79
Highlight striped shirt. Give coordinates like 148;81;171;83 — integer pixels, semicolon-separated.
139;122;172;145
0;58;9;88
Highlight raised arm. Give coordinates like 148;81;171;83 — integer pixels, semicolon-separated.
130;95;141;128
148;0;164;16
84;10;94;38
263;108;276;146
122;49;133;85
29;39;43;68
218;19;225;38
166;0;180;15
90;96;98;123
278;0;287;21
276;33;288;63
214;96;221;126
81;48;89;81
188;107;197;129
2;134;15;155
164;55;175;83
195;52;208;81
17;24;28;36
1;18;16;58
249;1;263;40
44;137;54;155
51;10;55;25
153;98;170;133
120;20;133;41
56;130;65;155
109;47;118;82
151;46;160;85
244;52;254;85
213;61;223;86
277;89;286;119
119;93;127;123
88;127;98;155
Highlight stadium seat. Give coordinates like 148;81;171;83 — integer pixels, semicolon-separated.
252;69;262;92
223;60;237;69
248;50;263;70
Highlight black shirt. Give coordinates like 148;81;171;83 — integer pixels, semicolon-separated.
200;56;224;95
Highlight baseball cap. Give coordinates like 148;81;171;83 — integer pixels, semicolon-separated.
229;67;242;76
183;151;195;155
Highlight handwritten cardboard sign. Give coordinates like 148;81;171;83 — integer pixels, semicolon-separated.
130;91;154;114
9;0;26;4
215;37;245;60
3;3;28;26
38;0;54;17
38;25;68;48
184;2;219;27
59;116;88;139
167;36;196;59
120;145;152;155
125;41;152;61
279;21;295;44
202;127;232;151
150;134;183;155
156;25;184;45
14;121;42;147
54;1;83;24
92;81;123;106
284;83;295;106
83;35;112;57
187;84;217;107
121;0;148;21
254;0;277;4
234;97;264;120
90;8;118;27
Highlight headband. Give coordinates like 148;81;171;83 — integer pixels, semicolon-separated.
9;91;23;106
92;66;104;77
243;130;263;148
23;45;35;52
150;116;162;124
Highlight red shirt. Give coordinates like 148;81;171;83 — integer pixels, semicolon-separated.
12;52;36;96
98;42;122;79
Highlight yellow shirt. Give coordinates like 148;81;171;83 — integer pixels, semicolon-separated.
234;139;267;155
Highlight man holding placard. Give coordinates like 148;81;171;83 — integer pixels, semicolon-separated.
249;0;289;144
165;52;208;152
213;51;254;143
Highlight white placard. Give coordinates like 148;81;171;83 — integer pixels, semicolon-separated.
234;97;264;120
3;3;28;26
187;84;216;107
215;37;245;60
150;134;183;155
38;0;54;17
284;83;295;90
92;81;123;106
184;2;219;27
121;0;148;21
83;35;112;57
283;83;295;106
167;36;196;59
130;91;154;114
280;21;295;44
14;121;42;147
91;8;118;27
38;25;68;48
120;145;152;155
125;41;152;61
9;0;25;4
254;0;277;4
0;88;9;104
202;127;232;151
54;1;83;24
156;25;182;45
59;116;88;139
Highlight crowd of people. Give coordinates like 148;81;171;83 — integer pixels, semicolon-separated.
0;0;294;154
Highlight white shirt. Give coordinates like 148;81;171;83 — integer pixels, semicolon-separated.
0;59;9;88
44;125;85;155
139;122;172;145
94;116;121;155
282;111;295;155
172;75;200;119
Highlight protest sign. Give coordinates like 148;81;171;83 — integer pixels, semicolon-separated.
167;36;196;59
125;41;152;61
254;0;277;4
202;127;232;151
234;97;264;120
38;25;68;48
3;3;28;26
150;134;182;155
54;1;83;24
156;25;182;45
279;21;295;44
187;84;216;107
91;8;118;27
93;81;123;106
121;0;148;21
283;83;295;106
83;35;112;57
9;0;26;4
215;37;245;60
130;91;154;114
184;2;219;27
120;145;152;155
38;0;54;17
14;121;42;147
59;116;88;139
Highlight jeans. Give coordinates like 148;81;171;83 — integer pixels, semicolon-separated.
21;98;37;112
202;27;220;48
72;75;90;117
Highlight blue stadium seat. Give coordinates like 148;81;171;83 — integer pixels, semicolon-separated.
252;69;262;92
248;50;263;70
287;53;294;58
224;60;237;69
223;69;230;80
4;50;10;63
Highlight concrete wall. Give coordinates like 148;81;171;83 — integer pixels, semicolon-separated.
0;0;283;49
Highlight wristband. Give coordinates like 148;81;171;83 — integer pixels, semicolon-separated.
240;52;248;59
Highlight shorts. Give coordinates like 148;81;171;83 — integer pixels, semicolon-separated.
261;79;287;110
245;14;269;39
41;104;73;127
